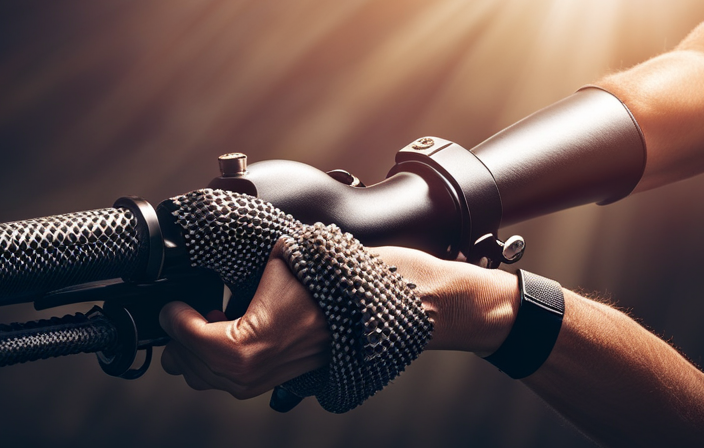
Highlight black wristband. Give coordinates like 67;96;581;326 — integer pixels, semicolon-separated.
483;270;564;379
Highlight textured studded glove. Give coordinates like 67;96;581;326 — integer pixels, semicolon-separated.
167;189;433;413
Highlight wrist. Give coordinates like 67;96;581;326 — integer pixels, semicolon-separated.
473;268;522;356
482;270;566;378
422;262;520;355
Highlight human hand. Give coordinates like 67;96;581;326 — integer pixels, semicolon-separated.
159;239;331;400
159;242;519;402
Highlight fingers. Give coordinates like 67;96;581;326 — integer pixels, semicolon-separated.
158;239;331;400
159;301;206;341
162;341;242;393
160;342;181;375
159;301;243;387
162;336;326;399
161;343;213;391
159;303;226;381
159;301;230;356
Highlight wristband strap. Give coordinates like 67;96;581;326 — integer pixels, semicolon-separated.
483;269;564;379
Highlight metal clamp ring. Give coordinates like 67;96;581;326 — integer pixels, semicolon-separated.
113;196;164;283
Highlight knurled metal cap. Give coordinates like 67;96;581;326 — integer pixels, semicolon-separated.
218;153;247;177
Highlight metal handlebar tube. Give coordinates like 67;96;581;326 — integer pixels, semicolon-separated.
386;87;646;261
0;197;206;378
388;137;503;261
209;159;462;259
470;87;646;225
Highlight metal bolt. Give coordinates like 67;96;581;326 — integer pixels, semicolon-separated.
502;235;525;262
218;153;247;177
411;137;435;150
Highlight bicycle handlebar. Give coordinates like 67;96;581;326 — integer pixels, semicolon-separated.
0;207;145;305
0;85;647;378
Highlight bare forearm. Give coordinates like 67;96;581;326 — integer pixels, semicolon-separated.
523;290;704;446
388;253;704;446
596;21;704;192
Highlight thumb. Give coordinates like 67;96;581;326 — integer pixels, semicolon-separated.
159;301;215;353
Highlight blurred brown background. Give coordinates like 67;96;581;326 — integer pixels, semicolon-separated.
2;0;704;446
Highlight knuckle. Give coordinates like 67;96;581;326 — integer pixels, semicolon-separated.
223;328;262;373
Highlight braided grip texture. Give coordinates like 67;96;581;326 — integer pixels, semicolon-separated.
169;190;295;304
0;208;143;301
0;309;118;366
280;223;432;412
168;189;433;413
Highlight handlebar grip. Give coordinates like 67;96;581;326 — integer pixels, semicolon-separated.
0;308;118;367
0;207;147;304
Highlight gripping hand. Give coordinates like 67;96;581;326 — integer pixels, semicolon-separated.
160;189;432;413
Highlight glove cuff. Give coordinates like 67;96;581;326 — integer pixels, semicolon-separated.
281;222;433;413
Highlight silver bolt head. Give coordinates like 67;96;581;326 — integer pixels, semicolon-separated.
411;137;435;150
502;235;525;261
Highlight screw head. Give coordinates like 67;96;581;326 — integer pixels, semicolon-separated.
411;137;435;150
